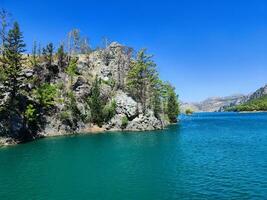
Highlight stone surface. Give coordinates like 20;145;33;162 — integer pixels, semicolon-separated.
126;110;163;131
114;90;138;119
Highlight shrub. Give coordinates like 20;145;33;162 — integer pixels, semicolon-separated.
25;104;37;122
121;116;128;129
59;111;71;121
185;108;193;115
34;83;58;108
103;100;116;122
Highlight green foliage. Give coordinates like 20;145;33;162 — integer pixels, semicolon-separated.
88;77;104;126
34;83;57;108
167;86;180;123
56;44;66;69
121;116;128;129
42;42;54;66
102;78;116;88
24;104;37;122
228;95;267;112
66;58;78;82
185;108;193;115
66;91;81;118
127;49;158;111
59;111;71;121
0;22;25;94
103;100;116;122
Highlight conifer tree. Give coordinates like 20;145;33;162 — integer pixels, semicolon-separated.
0;22;26;134
89;77;103;126
43;42;54;66
56;44;66;71
127;49;158;112
167;86;180;123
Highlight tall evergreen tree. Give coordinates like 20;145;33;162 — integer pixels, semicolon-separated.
0;21;26;134
167;86;180;123
43;42;54;66
89;77;103;126
56;44;66;71
127;49;157;112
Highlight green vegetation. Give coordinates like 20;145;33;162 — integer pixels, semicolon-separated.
33;83;58;108
0;9;180;140
103;100;116;122
127;49;180;121
227;95;267;112
121;116;128;129
66;58;78;82
88;77;104;126
167;85;180;123
185;108;193;115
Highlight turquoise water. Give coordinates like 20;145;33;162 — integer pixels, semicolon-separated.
0;112;267;199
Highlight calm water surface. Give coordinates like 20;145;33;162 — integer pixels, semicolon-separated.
0;112;267;199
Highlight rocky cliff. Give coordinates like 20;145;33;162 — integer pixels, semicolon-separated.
0;42;175;145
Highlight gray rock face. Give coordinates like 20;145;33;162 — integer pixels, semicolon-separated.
126;110;163;131
105;114;126;130
104;91;164;131
114;91;138;119
249;84;267;100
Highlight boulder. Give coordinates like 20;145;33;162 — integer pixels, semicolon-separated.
104;114;126;130
126;110;163;131
114;91;138;119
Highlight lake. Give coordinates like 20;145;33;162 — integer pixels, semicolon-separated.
0;112;267;199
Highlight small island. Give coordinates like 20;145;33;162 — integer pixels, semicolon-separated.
0;12;179;146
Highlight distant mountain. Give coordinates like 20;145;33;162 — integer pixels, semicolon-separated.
181;84;267;112
224;85;267;112
181;95;248;112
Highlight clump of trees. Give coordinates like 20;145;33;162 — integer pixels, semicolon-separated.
127;49;180;123
88;77;116;126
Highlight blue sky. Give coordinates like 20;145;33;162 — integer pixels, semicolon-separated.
1;0;266;102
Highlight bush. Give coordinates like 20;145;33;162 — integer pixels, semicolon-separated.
25;104;37;122
34;83;58;108
66;58;78;82
59;111;71;121
185;108;193;115
121;116;128;129
103;100;116;122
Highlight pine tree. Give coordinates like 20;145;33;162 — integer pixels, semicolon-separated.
43;43;54;66
0;22;26;134
89;77;103;126
167;86;180;123
127;49;158;112
30;41;39;67
56;44;66;71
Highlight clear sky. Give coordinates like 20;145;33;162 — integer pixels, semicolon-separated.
1;0;266;102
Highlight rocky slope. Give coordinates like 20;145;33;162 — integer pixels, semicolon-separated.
181;95;248;112
181;84;267;112
0;42;173;145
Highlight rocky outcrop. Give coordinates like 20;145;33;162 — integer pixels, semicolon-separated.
248;85;267;101
114;90;138;119
104;91;165;131
126;110;164;131
0;42;174;144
